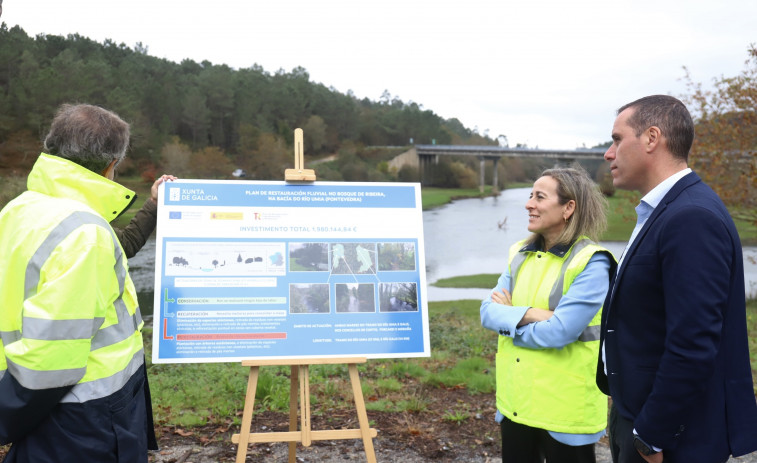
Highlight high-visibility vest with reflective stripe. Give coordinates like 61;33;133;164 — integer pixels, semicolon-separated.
0;153;144;403
495;237;609;434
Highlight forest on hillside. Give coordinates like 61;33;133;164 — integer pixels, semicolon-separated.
0;24;499;183
1;25;754;223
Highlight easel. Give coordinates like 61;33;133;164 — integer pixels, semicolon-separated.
232;358;378;463
284;128;316;182
232;129;378;463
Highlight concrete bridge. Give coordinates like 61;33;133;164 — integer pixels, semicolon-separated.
389;145;607;192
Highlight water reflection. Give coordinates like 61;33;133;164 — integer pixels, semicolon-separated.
422;188;757;300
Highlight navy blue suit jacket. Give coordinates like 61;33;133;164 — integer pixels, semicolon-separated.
597;172;757;462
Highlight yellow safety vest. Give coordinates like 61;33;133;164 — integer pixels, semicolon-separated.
0;154;144;402
496;238;609;434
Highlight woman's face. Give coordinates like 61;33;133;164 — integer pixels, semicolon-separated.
525;176;574;246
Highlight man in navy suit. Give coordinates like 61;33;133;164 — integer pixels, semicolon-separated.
597;95;757;463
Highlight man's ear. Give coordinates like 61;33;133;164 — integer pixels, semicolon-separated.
101;159;118;180
646;126;662;152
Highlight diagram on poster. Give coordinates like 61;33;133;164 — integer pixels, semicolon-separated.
165;241;286;277
152;180;429;363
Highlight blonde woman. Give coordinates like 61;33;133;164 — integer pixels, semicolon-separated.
481;166;616;463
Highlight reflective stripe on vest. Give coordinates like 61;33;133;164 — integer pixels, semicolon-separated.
60;348;144;403
508;239;599;341
5;211;142;391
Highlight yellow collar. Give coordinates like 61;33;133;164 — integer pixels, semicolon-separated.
27;154;136;221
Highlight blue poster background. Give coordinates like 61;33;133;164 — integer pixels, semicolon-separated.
152;180;429;363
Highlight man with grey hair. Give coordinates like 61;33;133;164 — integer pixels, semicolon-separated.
43;103;177;258
43;103;131;176
0;103;157;462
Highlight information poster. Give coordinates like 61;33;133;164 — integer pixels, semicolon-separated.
152;180;429;363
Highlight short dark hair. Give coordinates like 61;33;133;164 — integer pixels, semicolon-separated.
617;95;694;161
43;104;130;173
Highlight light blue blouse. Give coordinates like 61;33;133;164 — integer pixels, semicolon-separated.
480;251;611;446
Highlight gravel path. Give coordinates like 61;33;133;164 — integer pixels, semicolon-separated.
151;440;757;462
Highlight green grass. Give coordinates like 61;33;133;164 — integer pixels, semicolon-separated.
601;190;757;245
424;299;497;372
144;327;249;427
602;191;639;242
420;186;496;210
735;218;757;246
111;176;154;228
426;357;495;394
433;274;499;289
442;409;471;424
143;299;498;425
505;182;534;189
143;282;757;428
0;175;26;208
748;300;757;391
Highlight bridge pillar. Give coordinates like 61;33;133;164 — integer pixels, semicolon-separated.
492;158;499;193
418;154;440;186
479;157;485;193
555;157;576;166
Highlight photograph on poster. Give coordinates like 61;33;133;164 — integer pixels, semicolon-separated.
378;242;416;271
330;242;377;275
335;283;377;313
289;283;331;314
288;242;329;272
379;282;418;313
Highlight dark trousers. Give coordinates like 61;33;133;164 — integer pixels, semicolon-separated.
5;366;151;463
500;415;596;463
608;403;651;463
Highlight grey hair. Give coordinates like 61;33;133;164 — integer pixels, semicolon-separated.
527;165;608;248
43;104;130;173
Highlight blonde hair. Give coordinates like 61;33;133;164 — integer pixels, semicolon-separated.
527;165;608;248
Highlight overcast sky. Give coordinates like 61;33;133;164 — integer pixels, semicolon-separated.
4;0;756;148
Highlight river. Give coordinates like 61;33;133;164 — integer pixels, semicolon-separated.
127;187;757;313
422;188;757;301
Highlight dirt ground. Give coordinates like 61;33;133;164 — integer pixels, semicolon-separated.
145;382;757;463
2;385;755;462
146;386;612;463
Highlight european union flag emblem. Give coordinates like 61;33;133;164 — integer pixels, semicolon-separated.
169;211;182;219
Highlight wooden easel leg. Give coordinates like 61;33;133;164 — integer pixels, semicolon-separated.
300;365;312;447
288;366;298;463
235;366;260;463
348;364;377;463
233;359;375;462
